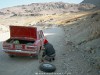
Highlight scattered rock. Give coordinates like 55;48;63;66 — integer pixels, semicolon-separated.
85;47;96;54
66;41;73;45
87;68;92;73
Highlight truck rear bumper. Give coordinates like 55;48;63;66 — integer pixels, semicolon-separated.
3;49;37;54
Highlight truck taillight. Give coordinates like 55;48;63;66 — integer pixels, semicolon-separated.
3;43;12;49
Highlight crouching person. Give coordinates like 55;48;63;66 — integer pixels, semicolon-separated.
40;39;55;62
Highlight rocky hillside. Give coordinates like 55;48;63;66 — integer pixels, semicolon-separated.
81;0;100;7
63;10;100;71
0;2;95;17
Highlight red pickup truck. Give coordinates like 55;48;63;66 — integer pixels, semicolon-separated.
2;26;45;58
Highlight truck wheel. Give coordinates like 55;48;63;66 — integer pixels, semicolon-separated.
34;54;39;59
9;55;15;58
35;55;39;59
39;63;56;72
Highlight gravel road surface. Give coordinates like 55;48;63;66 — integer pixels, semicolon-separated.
0;27;66;75
0;27;98;75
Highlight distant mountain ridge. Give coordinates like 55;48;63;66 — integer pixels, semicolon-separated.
81;0;100;7
0;2;95;17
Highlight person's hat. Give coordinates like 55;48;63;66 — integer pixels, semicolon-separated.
44;39;48;44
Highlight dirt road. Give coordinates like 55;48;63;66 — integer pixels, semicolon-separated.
0;27;67;75
0;27;98;75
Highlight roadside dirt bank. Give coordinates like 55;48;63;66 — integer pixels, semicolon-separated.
62;11;100;75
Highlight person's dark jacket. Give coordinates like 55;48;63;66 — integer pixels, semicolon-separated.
43;43;55;57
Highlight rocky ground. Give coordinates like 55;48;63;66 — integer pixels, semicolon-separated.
63;11;100;74
0;26;99;75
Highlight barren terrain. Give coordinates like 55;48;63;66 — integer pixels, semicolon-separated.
0;11;100;75
0;26;99;75
0;1;100;75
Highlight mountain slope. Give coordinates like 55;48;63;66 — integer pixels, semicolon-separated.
63;10;100;71
0;2;95;16
81;0;100;7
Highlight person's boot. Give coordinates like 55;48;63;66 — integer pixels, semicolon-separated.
39;60;44;63
52;57;55;60
49;59;52;62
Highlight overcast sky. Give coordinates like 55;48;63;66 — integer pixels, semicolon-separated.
0;0;83;9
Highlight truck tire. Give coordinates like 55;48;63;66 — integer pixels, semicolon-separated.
39;63;56;72
9;55;15;58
